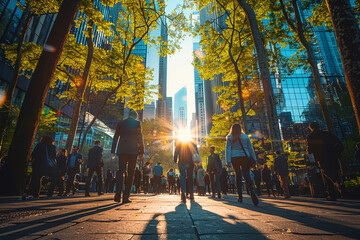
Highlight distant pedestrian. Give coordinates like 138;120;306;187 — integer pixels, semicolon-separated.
197;165;206;196
111;109;144;204
226;123;258;206
262;164;275;197
220;167;228;195
204;173;210;194
105;169;113;193
55;149;67;196
134;167;142;194
274;151;290;198
176;177;181;194
64;146;83;196
85;140;104;197
229;175;236;194
306;122;343;200
272;173;283;196
252;168;261;196
174;140;199;203
153;162;163;194
143;162;151;194
207;146;222;199
167;168;176;194
22;135;60;199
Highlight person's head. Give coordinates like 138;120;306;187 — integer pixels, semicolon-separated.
40;135;54;145
72;146;79;154
210;145;215;154
59;148;66;156
309;122;320;131
94;140;101;146
169;168;173;172
157;162;161;165
276;150;281;157
128;109;138;120
229;123;243;142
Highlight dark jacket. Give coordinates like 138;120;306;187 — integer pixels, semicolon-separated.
87;145;104;169
253;169;261;184
207;153;222;173
174;142;199;164
56;154;67;175
111;118;144;156
274;155;289;176
66;153;83;173
261;166;271;182
31;143;56;170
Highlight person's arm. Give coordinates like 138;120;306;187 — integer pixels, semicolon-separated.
245;136;257;162
111;122;121;154
137;122;145;155
225;136;232;163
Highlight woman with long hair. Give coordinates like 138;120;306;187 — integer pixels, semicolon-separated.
225;123;259;206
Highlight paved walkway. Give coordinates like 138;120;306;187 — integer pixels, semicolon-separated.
0;193;360;239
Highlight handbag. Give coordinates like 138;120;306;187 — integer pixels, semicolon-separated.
192;153;202;164
237;135;256;167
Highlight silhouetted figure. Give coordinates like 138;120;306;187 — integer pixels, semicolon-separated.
143;162;151;194
229;175;236;194
272;173;283;196
167;168;175;194
112;109;144;204
306;122;343;201
134;167;142;194
105;169;113;193
274;151;290;198
226;123;258;206
85;140;104;197
55;149;67;196
64;146;83;196
252;168;261;196
197;165;206;196
204;173;210;194
220;167;228;195
262;164;275;197
207;146;222;199
153;162;163;194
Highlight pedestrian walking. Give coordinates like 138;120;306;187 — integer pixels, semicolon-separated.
143;162;151;194
252;168;261;196
176;177;181;194
204;173;210;194
55;149;67;196
134;167;142;194
225;123;259;206
167;168;176;194
229;175;236;194
64;146;83;196
272;173;283;196
22;135;60;199
85;140;104;197
262;164;275;197
220;167;228;195
197;164;206;196
174;140;199;203
306;122;343;200
111;109;144;203
153;162;163;194
274;151;290;198
105;169;113;193
207;146;222;199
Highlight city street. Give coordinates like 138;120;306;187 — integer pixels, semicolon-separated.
0;194;359;239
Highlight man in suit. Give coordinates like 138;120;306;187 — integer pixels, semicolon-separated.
174;140;199;203
207;146;222;199
112;110;144;203
85;140;104;197
64;146;83;196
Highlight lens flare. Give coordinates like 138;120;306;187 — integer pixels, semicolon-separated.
177;130;191;143
43;44;56;53
74;77;84;87
0;89;6;107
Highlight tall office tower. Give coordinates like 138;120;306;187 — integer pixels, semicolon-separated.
199;5;226;135
166;97;173;126
192;12;207;144
143;102;156;120
174;87;187;130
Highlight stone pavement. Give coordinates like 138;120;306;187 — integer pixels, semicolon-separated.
0;193;360;239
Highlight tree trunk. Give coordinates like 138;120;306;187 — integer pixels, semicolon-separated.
0;14;32;154
236;0;282;151
236;76;248;133
325;0;360;135
4;0;81;194
65;25;94;153
278;0;335;133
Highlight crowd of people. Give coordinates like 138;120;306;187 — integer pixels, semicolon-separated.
21;109;345;205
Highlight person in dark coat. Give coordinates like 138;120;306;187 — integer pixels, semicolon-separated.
262;164;275;197
274;151;290;198
204;173;210;194
134;167;142;194
252;168;261;196
207;146;222;199
112;109;144;204
23;135;59;199
85;140;104;197
55;149;67;196
105;169;113;193
142;162;151;194
220;167;228;195
306;122;343;200
272;173;283;196
64;146;83;196
174;140;199;203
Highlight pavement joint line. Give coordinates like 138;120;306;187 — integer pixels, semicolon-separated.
185;203;201;240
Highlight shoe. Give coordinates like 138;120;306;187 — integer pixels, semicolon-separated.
181;193;186;203
62;193;69;197
122;198;132;204
237;197;242;203
250;191;259;206
218;193;221;199
114;193;121;202
21;193;28;201
85;193;90;197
